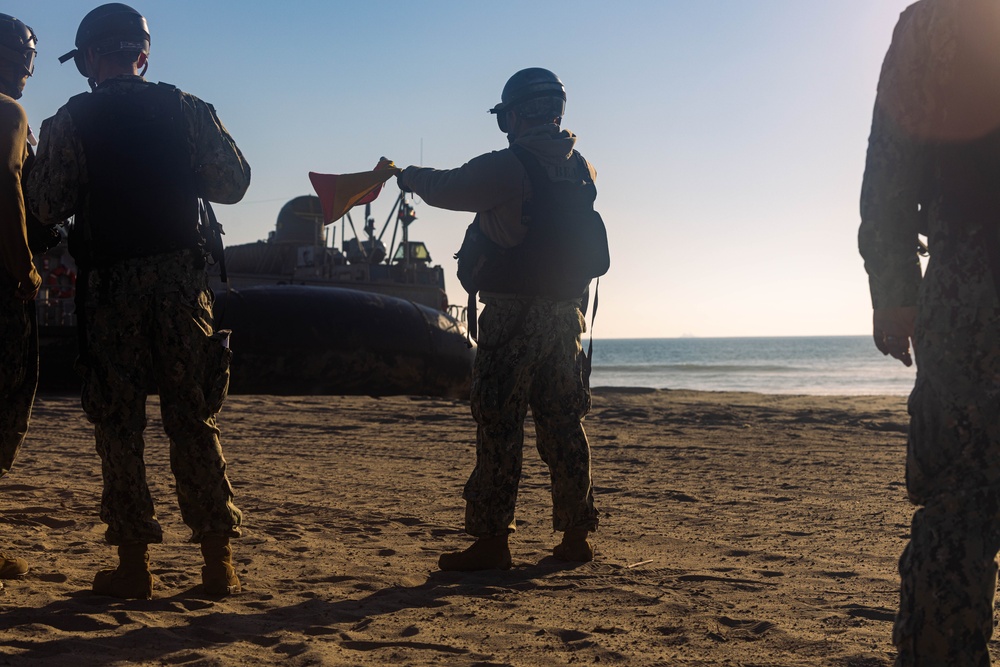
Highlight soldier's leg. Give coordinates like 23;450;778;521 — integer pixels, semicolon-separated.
464;300;536;538
82;297;161;546
529;304;597;534
0;295;37;478
894;320;1000;667
439;301;536;571
152;289;241;542
0;295;36;577
895;494;1000;667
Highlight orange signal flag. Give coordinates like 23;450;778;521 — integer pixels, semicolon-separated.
308;158;402;225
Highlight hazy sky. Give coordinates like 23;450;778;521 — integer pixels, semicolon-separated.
12;0;913;339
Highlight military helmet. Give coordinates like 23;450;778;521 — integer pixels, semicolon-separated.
59;3;149;78
489;67;566;132
0;14;37;78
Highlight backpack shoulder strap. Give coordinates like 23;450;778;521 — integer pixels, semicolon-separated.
509;143;547;186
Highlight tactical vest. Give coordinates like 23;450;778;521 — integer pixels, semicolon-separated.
455;145;610;301
65;82;201;269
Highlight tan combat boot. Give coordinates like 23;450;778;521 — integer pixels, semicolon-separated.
93;543;153;599
200;534;240;596
553;527;594;563
0;552;28;579
438;535;512;572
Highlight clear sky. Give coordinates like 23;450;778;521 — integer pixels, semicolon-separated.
11;0;913;339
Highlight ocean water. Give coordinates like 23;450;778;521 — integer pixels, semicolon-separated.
588;336;916;396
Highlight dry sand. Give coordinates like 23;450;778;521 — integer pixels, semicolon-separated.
0;388;928;666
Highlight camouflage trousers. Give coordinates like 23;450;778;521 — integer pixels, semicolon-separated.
79;252;241;545
464;296;599;537
0;292;37;478
894;308;1000;667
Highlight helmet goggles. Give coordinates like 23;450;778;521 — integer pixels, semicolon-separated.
489;68;566;133
0;15;37;77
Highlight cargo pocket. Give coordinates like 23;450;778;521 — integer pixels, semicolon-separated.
905;373;969;502
204;329;233;415
904;376;933;501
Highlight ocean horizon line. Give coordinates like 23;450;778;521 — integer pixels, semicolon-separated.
587;336;913;396
592;334;871;341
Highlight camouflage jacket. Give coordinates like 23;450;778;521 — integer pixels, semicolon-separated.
26;75;250;227
859;0;1000;314
0;92;38;294
397;125;597;249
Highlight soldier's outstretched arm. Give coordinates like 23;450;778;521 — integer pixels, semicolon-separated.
396;150;522;213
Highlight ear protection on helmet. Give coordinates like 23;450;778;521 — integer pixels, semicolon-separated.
489;102;511;133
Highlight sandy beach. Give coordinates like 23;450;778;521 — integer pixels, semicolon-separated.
0;388;922;666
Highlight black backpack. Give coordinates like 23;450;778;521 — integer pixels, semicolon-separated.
455;145;609;316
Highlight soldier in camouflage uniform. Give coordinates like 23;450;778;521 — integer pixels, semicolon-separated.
396;68;603;571
27;4;249;599
0;13;39;585
860;1;1000;664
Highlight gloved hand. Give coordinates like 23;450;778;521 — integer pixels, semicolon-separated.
396;167;413;193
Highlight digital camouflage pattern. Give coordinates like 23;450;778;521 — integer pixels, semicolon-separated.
394;123;601;541
464;296;598;537
79;250;241;545
859;0;1000;314
27;74;249;547
0;292;36;478
895;317;1000;667
860;2;1000;664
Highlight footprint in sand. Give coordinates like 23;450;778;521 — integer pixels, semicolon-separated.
843;604;895;622
717;616;776;638
390;516;424;527
656;625;691;646
820;570;859;579
557;629;592;643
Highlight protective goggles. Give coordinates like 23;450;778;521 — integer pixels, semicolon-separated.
0;42;35;76
22;46;34;76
